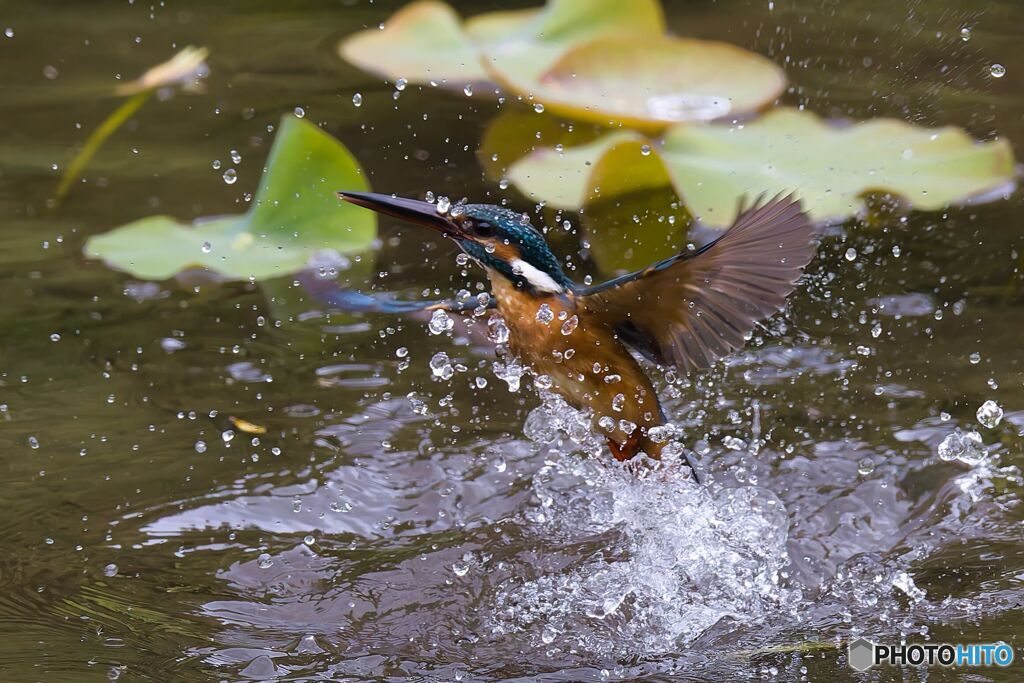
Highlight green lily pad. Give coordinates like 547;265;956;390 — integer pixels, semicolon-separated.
507;108;1017;227
338;1;489;85
85;115;375;280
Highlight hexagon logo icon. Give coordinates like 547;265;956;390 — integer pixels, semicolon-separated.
848;638;876;671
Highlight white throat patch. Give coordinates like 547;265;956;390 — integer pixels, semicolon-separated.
511;258;564;294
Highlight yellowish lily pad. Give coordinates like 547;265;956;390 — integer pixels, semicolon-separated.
85;116;375;280
467;0;664;90
339;0;663;90
659;108;1016;225
507;108;1017;227
517;36;785;128
338;1;488;85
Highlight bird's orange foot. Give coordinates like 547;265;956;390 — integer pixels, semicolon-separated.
607;428;644;462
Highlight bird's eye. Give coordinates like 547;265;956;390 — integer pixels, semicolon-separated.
471;220;494;236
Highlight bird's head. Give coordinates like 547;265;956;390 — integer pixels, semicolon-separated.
339;191;572;295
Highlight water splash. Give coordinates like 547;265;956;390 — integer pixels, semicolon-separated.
489;395;799;655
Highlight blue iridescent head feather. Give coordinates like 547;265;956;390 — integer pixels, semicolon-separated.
454;204;573;294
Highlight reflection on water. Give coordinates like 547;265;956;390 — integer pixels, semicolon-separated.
1;0;1023;680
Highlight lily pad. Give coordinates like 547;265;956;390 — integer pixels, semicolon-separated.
338;1;489;85
467;0;664;89
339;0;662;90
658;108;1017;225
476;109;611;180
488;34;785;128
507;108;1017;227
506;131;661;208
85;115;375;280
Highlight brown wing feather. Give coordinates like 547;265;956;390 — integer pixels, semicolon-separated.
581;195;816;374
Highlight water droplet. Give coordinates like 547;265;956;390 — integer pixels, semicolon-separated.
723;435;746;451
194;440;207;453
452;562;469;577
844;247;857;261
969;351;981;364
43;65;58;80
611;393;625;412
533;102;545;113
4;28;13;38
352;92;362;107
211;159;221;170
28;436;39;449
436;196;451;214
395;77;407;91
230;149;242;164
960;26;972;41
221;430;234;443
937;428;985;465
475;376;488;389
396;346;408;358
293;106;305;118
990;63;1006;78
428;309;454;335
560;315;578;336
201;241;212;253
49;333;61;342
976;400;1003;428
430;352;454;380
487;315;510;344
640;144;651;156
857;458;875;475
103;563;118;577
536;303;554;324
257;553;273;569
463;83;473;96
222;168;237;184
598;415;616;431
303;534;316;546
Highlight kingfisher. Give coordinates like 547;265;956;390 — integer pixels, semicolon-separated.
332;191;815;477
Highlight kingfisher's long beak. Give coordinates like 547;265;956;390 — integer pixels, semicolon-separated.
338;191;464;239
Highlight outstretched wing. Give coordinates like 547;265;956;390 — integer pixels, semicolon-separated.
579;195;816;373
297;270;494;314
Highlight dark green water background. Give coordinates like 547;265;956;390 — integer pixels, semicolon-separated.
1;1;1022;680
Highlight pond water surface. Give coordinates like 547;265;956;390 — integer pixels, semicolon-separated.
1;0;1023;681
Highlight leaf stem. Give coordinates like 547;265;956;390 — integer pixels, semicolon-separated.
55;89;155;203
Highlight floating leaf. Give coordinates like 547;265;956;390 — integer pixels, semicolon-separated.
657;108;1016;225
477;109;611;180
339;0;663;90
489;35;785;128
340;0;782;126
338;1;488;85
507;108;1017;227
467;0;664;89
85;115;375;280
506;131;658;208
